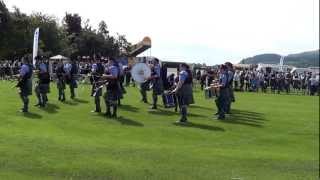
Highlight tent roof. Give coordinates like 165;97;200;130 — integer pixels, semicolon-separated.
50;55;68;60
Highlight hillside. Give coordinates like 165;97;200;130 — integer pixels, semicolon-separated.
239;50;319;68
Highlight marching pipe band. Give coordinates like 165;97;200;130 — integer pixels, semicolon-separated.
13;56;235;123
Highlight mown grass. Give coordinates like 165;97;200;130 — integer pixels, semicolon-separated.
0;81;318;180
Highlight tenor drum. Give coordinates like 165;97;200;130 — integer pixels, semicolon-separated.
131;63;151;83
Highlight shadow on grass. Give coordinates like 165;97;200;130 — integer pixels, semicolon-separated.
174;122;225;132
189;104;213;111
148;108;177;116
62;100;78;106
117;116;144;127
119;104;139;112
73;98;89;104
22;112;42;119
40;103;60;114
222;109;266;127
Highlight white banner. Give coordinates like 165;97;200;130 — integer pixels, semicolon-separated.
32;28;40;67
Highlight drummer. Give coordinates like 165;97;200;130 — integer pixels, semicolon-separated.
214;64;229;120
147;58;163;109
171;63;194;123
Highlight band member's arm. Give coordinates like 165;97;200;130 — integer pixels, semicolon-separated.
148;65;160;80
101;66;118;80
172;72;187;93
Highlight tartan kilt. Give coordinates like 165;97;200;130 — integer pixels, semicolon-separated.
104;89;119;104
177;83;194;106
37;83;50;94
57;79;66;90
152;80;163;95
20;79;32;96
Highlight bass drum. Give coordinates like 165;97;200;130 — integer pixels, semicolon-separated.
131;63;151;83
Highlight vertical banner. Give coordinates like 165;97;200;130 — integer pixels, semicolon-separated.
32;28;40;67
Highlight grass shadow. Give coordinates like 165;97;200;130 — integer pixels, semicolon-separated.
62;100;78;106
221;109;266;127
188;113;207;118
119;104;139;112
40;103;60;114
73;98;89;104
148;108;177;116
117;116;144;127
21;112;42;119
174;122;225;132
190;105;213;111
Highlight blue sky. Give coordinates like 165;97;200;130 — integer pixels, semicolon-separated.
5;0;319;65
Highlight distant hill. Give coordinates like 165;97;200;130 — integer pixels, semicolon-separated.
239;50;319;68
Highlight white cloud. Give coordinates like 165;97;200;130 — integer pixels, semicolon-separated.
4;0;319;64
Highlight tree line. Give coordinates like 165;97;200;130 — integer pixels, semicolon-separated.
0;0;131;60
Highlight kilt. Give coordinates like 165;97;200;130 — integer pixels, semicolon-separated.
20;79;32;96
152;79;163;95
57;79;66;90
104;89;119;104
177;83;194;106
36;83;50;94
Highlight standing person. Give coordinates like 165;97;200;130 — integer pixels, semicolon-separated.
139;58;149;103
244;71;250;91
225;62;235;114
102;58;120;118
270;72;276;93
213;65;229;120
196;70;201;84
171;63;194;123
206;69;214;87
90;58;105;113
233;70;240;91
124;66;132;86
56;60;66;101
284;72;291;94
117;61;126;106
239;71;245;91
64;59;78;99
35;58;50;107
200;72;207;90
16;57;33;113
309;74;318;96
148;58;163;109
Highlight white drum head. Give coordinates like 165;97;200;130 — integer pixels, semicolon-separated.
131;63;151;83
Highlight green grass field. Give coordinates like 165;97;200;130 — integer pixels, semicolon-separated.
0;81;319;180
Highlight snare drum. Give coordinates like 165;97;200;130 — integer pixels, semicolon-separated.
163;92;176;108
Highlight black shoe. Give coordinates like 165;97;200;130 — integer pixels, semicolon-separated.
214;112;219;115
150;105;157;109
34;103;41;107
175;120;187;124
111;113;117;118
91;110;101;113
105;112;112;117
19;109;28;113
217;116;225;120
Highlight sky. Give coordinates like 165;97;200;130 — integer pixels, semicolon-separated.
4;0;319;65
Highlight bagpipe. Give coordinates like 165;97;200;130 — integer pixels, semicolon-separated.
204;80;220;99
90;73;109;97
